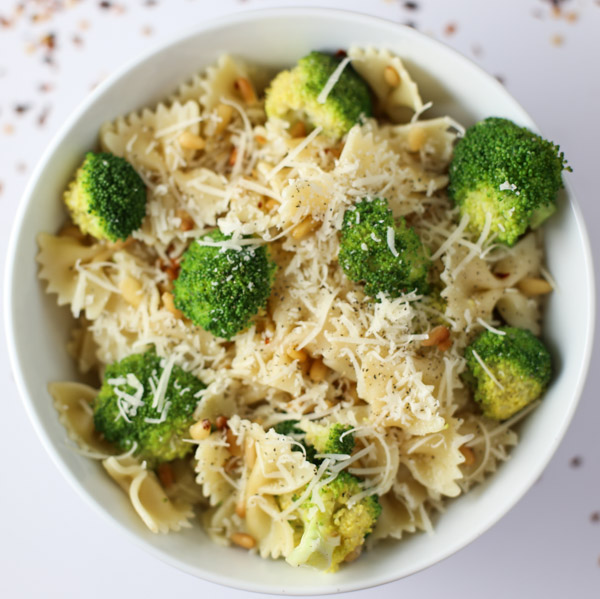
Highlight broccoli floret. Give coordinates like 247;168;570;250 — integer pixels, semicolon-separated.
93;350;205;463
64;151;147;242
303;422;355;457
274;420;355;464
463;326;552;420
338;197;430;297
173;230;277;340
448;117;570;246
265;51;372;139
286;471;381;572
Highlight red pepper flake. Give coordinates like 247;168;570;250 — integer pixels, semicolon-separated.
141;25;153;36
39;82;54;93
494;272;510;279
264;337;271;344
444;22;457;36
335;49;347;59
38;105;51;127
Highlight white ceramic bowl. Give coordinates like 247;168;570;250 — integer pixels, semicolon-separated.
5;7;595;595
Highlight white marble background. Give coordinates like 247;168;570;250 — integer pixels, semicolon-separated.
1;1;599;597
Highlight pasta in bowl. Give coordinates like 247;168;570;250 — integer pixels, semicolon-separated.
6;9;593;594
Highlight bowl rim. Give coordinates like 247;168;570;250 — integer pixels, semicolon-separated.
4;6;596;595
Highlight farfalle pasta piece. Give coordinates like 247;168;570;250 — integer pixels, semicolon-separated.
348;46;423;123
103;456;193;533
399;412;472;497
37;233;116;319
49;381;114;455
194;432;234;507
199;54;251;112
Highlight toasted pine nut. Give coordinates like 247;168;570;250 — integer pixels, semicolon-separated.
289;121;306;138
286;346;308;363
229;146;238;166
291;216;319;240
176;209;195;232
161;291;183;319
178;131;206;150
422;325;450;347
264;198;280;212
231;532;256;549
215;103;234;134
517;277;553;296
407;126;427;152
226;428;242;457
309;359;328;383
157;463;174;488
165;265;179;281
119;276;143;308
438;337;453;352
235;500;246;519
460;445;476;467
189;419;212;441
235;77;257;105
255;134;267;145
215;415;228;430
384;65;401;87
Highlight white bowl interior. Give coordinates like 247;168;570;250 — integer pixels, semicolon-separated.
5;8;594;595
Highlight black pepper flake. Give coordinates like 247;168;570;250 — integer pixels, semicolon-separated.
590;512;600;523
14;104;31;114
403;1;419;10
99;1;112;8
37;105;51;127
570;455;582;468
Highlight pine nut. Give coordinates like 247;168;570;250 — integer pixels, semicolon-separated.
438;337;453;352
161;291;183;319
407;126;427;152
189;419;212;441
264;198;280;212
460;445;476;467
422;325;450;347
214;103;234;134
231;532;256;549
384;65;401;87
157;463;174;488
226;428;242;457
119;276;143;308
178;131;206;150
176;209;194;232
255;134;267;145
235;77;257;105
291;216;319;240
289;121;306;138
517;277;553;296
235;500;246;519
309;359;328;382
215;415;228;430
286;346;308;362
229;146;238;166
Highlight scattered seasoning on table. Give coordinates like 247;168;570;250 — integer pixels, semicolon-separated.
2;124;15;135
38;105;51;127
141;25;153;36
551;33;565;46
590;512;600;523
570;455;583;468
403;1;419;10
14;104;31;115
443;22;457;36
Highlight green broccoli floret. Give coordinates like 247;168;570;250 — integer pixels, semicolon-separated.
173;230;277;340
338;197;430;298
448;117;570;246
274;420;355;464
463;326;552;420
64;151;147;242
303;422;355;457
265;51;372;139
286;471;381;572
93;350;205;463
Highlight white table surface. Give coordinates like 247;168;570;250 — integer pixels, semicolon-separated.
1;1;599;597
